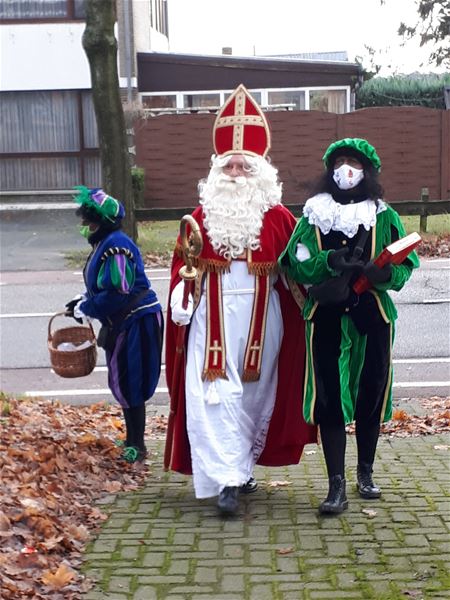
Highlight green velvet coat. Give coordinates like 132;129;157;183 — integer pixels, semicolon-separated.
278;203;420;425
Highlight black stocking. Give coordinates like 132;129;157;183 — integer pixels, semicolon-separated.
355;421;380;466
122;404;146;450
122;407;133;447
320;422;346;477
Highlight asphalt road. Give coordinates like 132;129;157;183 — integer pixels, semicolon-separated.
1;206;449;405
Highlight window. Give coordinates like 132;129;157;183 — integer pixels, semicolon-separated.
141;90;263;112
140;87;350;114
0;90;80;152
0;0;86;20
309;90;347;114
81;91;99;148
267;90;305;110
183;93;221;109
73;0;86;19
0;90;100;191
142;94;177;109
224;90;262;105
150;0;168;37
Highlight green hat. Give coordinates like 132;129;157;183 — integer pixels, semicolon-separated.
73;186;125;222
323;138;381;171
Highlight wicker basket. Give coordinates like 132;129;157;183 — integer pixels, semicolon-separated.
48;312;97;378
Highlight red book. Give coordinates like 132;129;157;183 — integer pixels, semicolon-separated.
353;232;421;295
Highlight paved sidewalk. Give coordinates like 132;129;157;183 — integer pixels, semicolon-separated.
82;431;450;600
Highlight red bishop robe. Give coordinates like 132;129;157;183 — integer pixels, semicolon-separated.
165;204;317;474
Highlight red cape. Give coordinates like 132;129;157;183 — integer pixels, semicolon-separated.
165;205;317;474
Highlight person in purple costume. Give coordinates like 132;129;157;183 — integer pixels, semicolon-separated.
65;186;164;463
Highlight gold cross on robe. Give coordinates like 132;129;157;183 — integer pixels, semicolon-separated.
249;341;261;366
210;339;222;366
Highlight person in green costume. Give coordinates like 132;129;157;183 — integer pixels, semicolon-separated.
278;138;419;515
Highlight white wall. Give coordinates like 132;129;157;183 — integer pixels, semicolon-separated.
147;28;170;53
132;1;169;53
0;23;91;91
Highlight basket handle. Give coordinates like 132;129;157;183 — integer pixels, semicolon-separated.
48;311;96;342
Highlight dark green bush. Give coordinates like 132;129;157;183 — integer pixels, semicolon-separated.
131;167;145;207
356;74;450;109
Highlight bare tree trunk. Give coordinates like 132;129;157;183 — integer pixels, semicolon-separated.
82;0;136;239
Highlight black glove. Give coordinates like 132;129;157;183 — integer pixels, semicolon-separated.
309;276;351;306
363;261;392;285
65;296;83;324
328;248;364;274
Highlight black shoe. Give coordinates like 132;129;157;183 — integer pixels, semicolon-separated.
239;477;258;494
319;475;348;515
217;486;239;515
357;463;381;499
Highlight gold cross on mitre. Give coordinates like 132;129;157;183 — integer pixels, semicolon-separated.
212;83;271;158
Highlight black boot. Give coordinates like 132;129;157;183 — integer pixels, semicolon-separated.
319;475;348;515
217;486;239;515
357;463;381;499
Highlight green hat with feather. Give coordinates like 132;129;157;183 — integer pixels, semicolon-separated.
73;186;125;222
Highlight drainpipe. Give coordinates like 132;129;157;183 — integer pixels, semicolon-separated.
123;0;132;103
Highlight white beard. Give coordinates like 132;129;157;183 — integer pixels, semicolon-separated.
199;158;282;260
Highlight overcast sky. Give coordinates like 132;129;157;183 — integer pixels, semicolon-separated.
167;0;442;76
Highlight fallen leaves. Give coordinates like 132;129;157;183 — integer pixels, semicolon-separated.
142;235;450;268
347;397;450;438
0;396;167;599
41;563;76;588
393;409;409;421
276;547;295;554
361;508;377;519
382;397;450;437
266;480;292;489
144;251;173;267
417;234;450;259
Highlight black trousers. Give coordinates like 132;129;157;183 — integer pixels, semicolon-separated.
311;306;391;477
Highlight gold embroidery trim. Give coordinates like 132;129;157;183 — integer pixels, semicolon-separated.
380;322;393;422
202;272;227;381
368;290;389;323
307;321;317;425
287;277;305;310
371;222;376;259
242;275;270;382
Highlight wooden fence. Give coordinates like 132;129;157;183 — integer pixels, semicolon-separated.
134;106;450;221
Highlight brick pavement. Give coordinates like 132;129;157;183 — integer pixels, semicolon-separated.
82;431;450;600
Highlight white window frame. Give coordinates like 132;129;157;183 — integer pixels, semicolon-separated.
139;85;351;113
306;86;350;112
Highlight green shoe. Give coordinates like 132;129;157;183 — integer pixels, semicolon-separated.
121;446;148;464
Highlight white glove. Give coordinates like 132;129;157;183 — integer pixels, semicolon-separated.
295;244;312;290
73;296;86;320
295;243;311;262
171;281;193;326
65;293;86;323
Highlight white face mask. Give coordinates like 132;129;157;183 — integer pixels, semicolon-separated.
333;164;364;190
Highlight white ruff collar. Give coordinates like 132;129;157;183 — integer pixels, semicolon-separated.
303;193;386;238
